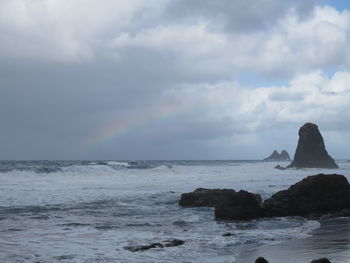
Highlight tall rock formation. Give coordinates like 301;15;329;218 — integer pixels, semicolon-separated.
287;123;338;169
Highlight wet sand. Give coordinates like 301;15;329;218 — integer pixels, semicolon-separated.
234;217;350;263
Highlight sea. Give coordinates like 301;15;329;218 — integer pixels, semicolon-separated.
0;160;349;263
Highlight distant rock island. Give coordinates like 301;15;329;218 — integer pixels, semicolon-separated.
287;123;338;169
263;150;290;161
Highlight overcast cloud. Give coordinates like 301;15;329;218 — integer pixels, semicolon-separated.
1;0;350;160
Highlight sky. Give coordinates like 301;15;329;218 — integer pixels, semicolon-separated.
1;0;350;160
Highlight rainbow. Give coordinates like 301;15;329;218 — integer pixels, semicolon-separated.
83;103;186;147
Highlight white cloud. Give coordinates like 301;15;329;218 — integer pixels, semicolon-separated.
155;70;350;138
1;1;349;76
0;0;167;61
108;4;350;77
236;70;350;128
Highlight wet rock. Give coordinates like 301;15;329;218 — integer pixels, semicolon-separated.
274;165;286;170
263;174;350;217
222;232;234;237
179;188;262;220
330;208;350;217
255;257;269;263
164;239;184;247
263;150;290;161
311;258;332;263
124;243;164;252
179;188;236;207
215;190;263;220
287;123;338;169
124;239;184;252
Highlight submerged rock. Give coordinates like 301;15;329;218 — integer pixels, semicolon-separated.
164;239;184;247
215;190;263;220
287;123;338;169
124;243;164;252
263;150;290;161
124;239;184;252
255;257;269;263
274;165;286;170
311;258;332;263
253;257;331;263
263;174;350;217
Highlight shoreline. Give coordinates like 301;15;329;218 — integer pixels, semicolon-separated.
234;217;350;263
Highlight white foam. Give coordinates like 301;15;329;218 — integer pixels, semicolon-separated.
106;161;131;167
0;161;349;262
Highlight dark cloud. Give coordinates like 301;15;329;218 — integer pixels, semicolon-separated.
166;0;316;32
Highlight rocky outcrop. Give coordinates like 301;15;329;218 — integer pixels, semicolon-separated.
179;188;236;207
179;174;350;220
263;174;350;217
179;188;262;220
287;123;338;169
124;239;184;252
311;259;331;263
215;190;263;220
263;150;290;161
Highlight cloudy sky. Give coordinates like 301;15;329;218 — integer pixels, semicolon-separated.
1;0;350;160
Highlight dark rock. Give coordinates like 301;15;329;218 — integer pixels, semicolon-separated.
222;232;233;237
179;188;236;207
263;150;290;161
287;123;338;169
263;150;280;161
124;243;164;252
215;190;263;220
263;174;350;217
280;150;290;160
124;239;185;252
274;165;286;170
164;239;184;247
311;258;332;263
179;188;262;220
330;208;350;217
255;257;269;263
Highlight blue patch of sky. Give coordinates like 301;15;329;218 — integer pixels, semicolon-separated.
237;67;346;88
322;0;350;11
325;67;343;78
236;71;288;88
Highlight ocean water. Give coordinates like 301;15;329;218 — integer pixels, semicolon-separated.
0;160;349;263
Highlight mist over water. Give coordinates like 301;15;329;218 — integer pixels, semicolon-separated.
0;160;349;262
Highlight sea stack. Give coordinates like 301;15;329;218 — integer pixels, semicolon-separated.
287;123;338;169
263;150;290;161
